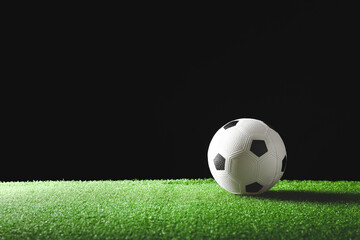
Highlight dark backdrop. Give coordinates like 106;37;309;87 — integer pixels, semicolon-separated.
3;1;358;181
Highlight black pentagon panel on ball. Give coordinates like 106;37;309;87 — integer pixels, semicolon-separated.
214;153;225;170
223;120;238;130
250;140;268;157
246;182;263;193
281;155;287;172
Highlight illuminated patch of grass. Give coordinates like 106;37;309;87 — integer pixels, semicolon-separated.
0;179;359;239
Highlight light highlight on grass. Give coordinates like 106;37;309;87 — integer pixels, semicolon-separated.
0;179;359;239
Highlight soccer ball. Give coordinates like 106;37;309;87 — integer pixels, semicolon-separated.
208;118;287;195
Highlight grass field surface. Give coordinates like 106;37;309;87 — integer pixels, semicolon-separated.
0;179;359;240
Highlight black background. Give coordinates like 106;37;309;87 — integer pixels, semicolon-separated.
3;1;358;181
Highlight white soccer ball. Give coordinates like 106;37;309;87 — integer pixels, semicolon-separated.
208;118;287;195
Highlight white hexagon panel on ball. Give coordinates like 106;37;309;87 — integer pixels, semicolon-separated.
208;118;287;195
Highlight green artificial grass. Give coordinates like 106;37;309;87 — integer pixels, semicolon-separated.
0;179;359;240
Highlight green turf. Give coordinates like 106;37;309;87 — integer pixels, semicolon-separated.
0;179;359;240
